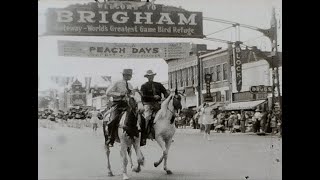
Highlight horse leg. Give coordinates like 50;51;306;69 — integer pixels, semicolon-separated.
127;147;134;169
154;136;166;168
132;134;144;173
120;144;129;180
163;139;173;175
104;144;114;176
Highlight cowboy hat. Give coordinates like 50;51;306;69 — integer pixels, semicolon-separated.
255;109;261;112
122;69;133;75
231;111;235;114
144;70;157;77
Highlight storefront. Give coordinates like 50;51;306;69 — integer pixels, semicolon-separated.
224;99;267;111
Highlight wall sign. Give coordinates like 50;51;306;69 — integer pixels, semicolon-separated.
250;85;272;94
234;42;242;92
233;92;255;102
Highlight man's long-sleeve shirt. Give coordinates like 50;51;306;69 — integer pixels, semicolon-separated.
106;80;133;102
140;81;169;103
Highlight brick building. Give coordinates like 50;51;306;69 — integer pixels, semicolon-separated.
165;44;208;108
199;48;232;108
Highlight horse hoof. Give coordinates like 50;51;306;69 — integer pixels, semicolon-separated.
132;166;141;173
123;174;129;180
138;157;145;166
166;170;173;175
154;162;159;167
107;172;114;177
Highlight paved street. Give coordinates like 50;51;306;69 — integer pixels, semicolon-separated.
39;126;281;180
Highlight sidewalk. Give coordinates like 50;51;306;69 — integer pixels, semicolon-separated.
175;127;281;137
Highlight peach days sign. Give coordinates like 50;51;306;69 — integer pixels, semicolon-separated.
57;40;192;59
46;1;203;38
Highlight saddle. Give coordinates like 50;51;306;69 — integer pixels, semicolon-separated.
139;114;156;146
122;111;140;141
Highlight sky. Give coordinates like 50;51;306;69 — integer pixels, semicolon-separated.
38;0;282;91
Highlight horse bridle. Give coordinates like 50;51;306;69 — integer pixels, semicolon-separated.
166;95;181;115
124;93;139;118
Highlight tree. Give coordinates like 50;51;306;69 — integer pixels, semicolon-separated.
39;96;51;109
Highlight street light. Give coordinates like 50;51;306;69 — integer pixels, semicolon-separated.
205;73;212;84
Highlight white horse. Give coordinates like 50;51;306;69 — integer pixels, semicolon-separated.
104;91;145;180
152;91;182;174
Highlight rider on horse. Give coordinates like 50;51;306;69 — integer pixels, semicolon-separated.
104;69;134;147
140;70;169;146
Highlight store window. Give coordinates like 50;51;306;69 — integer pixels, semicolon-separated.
180;70;183;87
225;90;230;101
185;68;189;87
216;91;221;102
223;63;228;80
216;65;221;81
191;67;194;85
210;66;215;82
194;66;198;85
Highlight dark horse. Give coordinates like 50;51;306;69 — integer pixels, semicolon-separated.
104;91;144;180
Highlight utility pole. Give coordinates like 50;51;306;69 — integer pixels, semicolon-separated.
249;7;281;112
197;51;202;106
263;7;281;111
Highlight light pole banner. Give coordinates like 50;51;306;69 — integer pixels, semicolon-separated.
58;40;192;59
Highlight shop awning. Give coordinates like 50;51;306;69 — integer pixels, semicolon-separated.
199;102;224;111
210;102;224;109
224;100;266;110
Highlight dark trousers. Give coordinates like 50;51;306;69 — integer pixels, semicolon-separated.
105;101;127;145
143;102;161;136
240;120;246;133
103;121;108;140
253;121;260;133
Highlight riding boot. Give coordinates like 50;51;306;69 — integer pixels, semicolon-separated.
140;116;147;146
105;123;115;147
140;131;147;146
147;117;155;140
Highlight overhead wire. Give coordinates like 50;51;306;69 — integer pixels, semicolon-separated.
203;17;265;31
205;25;234;37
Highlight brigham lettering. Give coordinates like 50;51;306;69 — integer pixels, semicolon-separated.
56;10;198;25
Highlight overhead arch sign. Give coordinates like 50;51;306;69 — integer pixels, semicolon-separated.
46;1;203;38
57;40;192;59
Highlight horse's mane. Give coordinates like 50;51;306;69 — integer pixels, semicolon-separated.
154;94;173;121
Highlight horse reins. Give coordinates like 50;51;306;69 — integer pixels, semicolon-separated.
166;96;180;115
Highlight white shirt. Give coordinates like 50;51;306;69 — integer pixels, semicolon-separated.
106;80;133;101
253;112;262;121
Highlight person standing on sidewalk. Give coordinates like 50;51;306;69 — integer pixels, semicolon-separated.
253;109;262;133
260;110;268;133
274;105;282;137
270;112;278;135
240;110;246;133
265;110;273;133
90;109;100;132
228;111;236;133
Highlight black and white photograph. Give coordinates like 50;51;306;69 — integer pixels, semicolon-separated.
38;0;282;179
